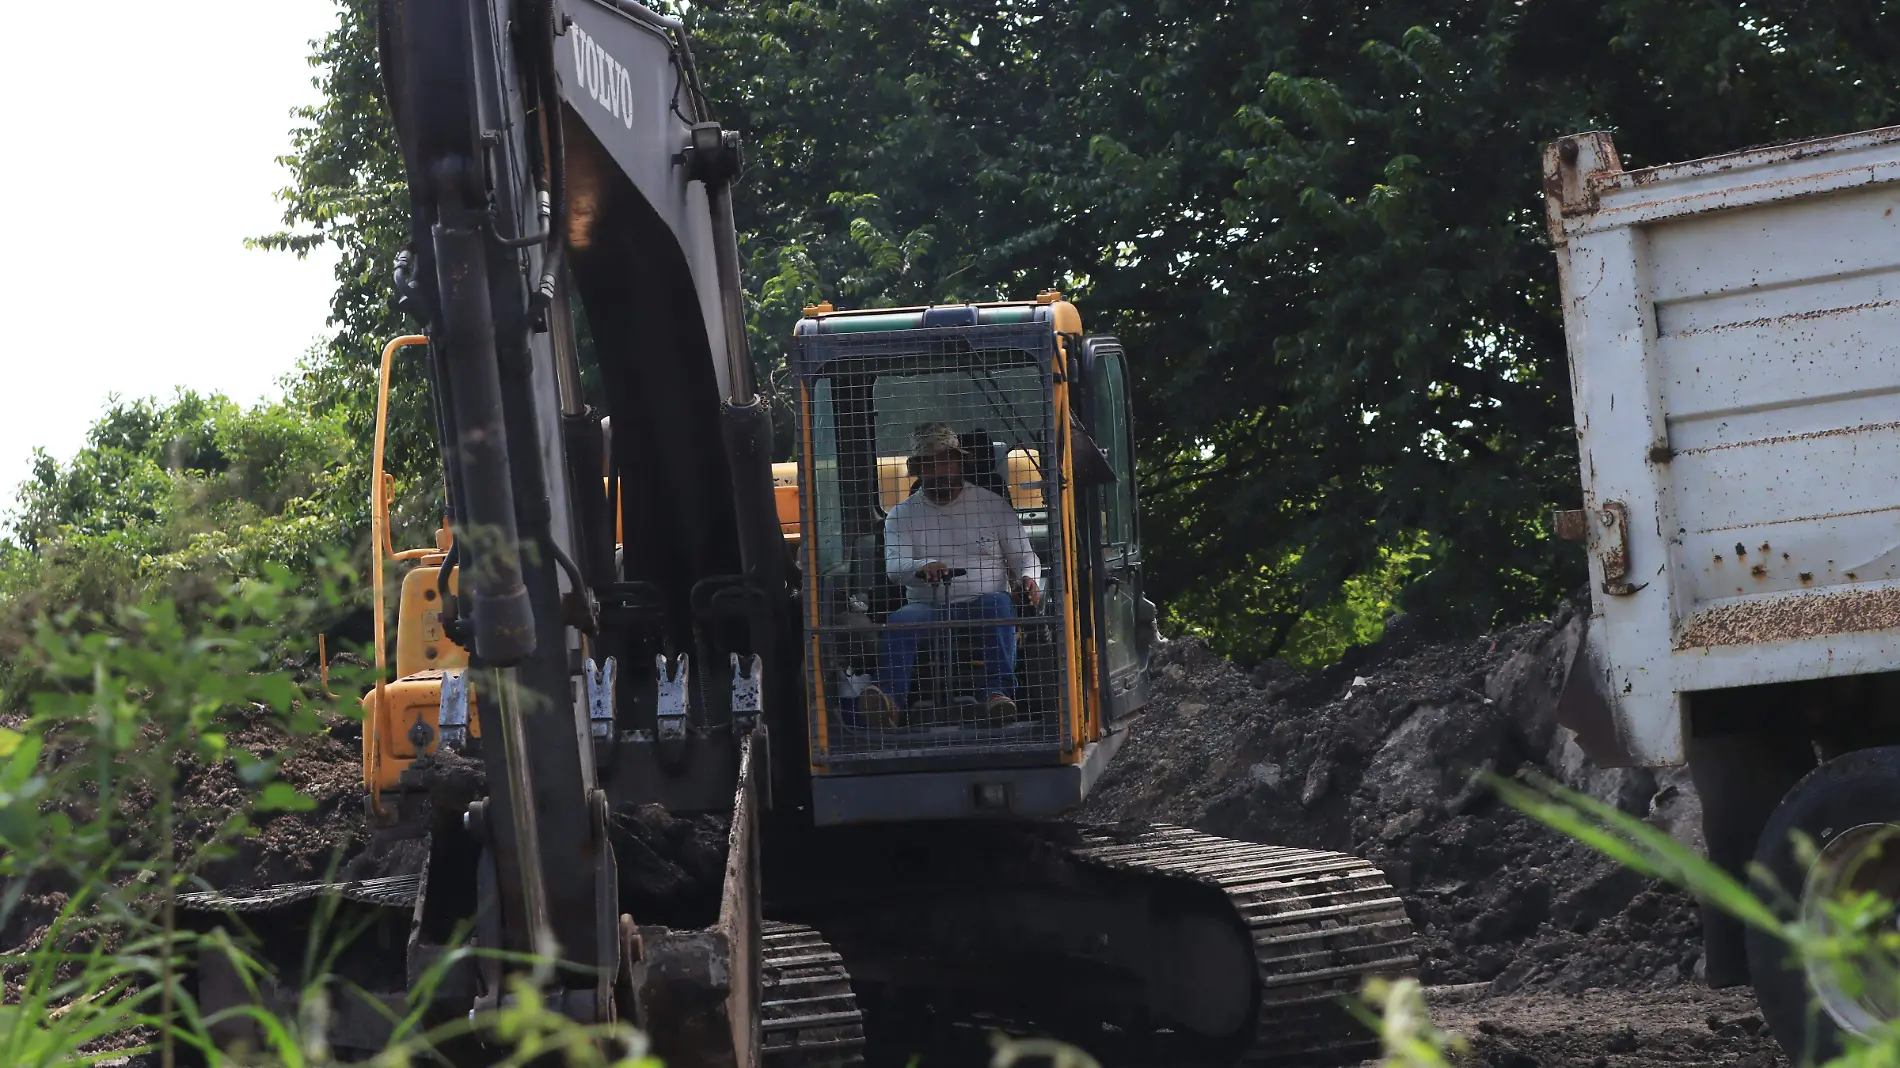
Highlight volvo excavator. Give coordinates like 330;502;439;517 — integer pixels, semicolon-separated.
181;0;1418;1063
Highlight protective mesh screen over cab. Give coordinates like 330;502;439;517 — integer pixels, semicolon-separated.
793;324;1071;763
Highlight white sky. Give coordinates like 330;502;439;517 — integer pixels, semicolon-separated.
0;0;345;506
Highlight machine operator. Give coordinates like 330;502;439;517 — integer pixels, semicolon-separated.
856;422;1042;722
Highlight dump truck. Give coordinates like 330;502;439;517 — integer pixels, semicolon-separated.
1546;124;1900;1060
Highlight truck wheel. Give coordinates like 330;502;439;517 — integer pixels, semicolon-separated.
1748;745;1900;1063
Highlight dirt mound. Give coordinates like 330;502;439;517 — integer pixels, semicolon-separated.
613;804;731;929
1079;603;1709;993
176;607;1712;996
191;704;372;890
1427;986;1782;1068
0;695;368;1059
6;604;1717;1021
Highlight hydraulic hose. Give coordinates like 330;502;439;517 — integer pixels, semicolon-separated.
533;0;568;315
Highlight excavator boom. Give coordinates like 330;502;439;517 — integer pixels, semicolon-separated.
379;0;612;1011
373;0;795;1051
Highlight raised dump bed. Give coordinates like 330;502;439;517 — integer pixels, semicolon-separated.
1547;124;1900;1060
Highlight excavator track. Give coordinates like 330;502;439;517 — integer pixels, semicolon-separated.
1067;823;1417;1065
182;883;870;1066
762;921;866;1068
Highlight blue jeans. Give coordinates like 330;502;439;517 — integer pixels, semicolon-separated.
878;591;1017;708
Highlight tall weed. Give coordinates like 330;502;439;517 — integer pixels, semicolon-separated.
0;568;651;1066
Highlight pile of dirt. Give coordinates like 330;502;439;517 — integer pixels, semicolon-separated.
1427;986;1782;1068
613;804;731;929
1078;602;1711;994
5;601;1727;1046
190;702;373;890
0;691;368;1062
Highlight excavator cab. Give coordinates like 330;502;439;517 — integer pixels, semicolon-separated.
790;294;1156;825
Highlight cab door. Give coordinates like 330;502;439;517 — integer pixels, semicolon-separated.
1083;336;1149;720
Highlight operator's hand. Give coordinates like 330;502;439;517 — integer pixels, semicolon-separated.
918;561;951;583
1021;575;1042;607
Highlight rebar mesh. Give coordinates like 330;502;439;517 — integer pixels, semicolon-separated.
795;324;1068;762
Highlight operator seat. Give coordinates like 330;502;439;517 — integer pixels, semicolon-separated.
958;427;1012;503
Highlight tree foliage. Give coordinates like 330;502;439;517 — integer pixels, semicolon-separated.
3;393;360;619
251;0;438;501
44;0;1892;665
686;0;1900;659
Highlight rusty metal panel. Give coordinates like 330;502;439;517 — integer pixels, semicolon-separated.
1546;126;1900;766
1552;508;1589;542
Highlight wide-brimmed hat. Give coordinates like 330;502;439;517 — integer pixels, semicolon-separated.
907;421;965;462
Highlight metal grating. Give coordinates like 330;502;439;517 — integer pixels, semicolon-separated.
794;324;1068;762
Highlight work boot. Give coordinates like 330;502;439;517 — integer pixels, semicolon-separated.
856;685;900;728
986;693;1018;723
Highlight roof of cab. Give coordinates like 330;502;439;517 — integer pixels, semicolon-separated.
793;292;1081;335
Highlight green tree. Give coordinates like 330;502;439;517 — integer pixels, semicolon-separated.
693;0;1900;659
0;391;363;705
1040;0;1900;658
264;0;1900;663
686;1;1090;346
251;0;435;512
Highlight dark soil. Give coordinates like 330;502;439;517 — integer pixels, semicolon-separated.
1078;605;1710;996
1074;609;1792;1064
193;704;373;889
0;691;368;1063
613;803;730;929
1426;985;1783;1068
0;698;368;936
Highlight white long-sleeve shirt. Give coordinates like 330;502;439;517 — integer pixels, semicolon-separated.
884;484;1041;604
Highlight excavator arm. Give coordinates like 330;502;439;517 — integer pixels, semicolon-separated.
379;0;610;1015
372;0;782;1045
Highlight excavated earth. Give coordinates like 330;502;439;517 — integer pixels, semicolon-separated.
10;608;1793;1066
0;666;369;1065
1077;602;1785;1067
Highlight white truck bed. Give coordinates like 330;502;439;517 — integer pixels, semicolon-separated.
1547;126;1900;765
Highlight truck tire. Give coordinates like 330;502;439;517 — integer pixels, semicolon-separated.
1747;745;1900;1064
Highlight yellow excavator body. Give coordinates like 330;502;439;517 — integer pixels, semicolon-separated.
361;552;484;792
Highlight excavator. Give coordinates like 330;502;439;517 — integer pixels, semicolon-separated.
181;0;1418;1064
